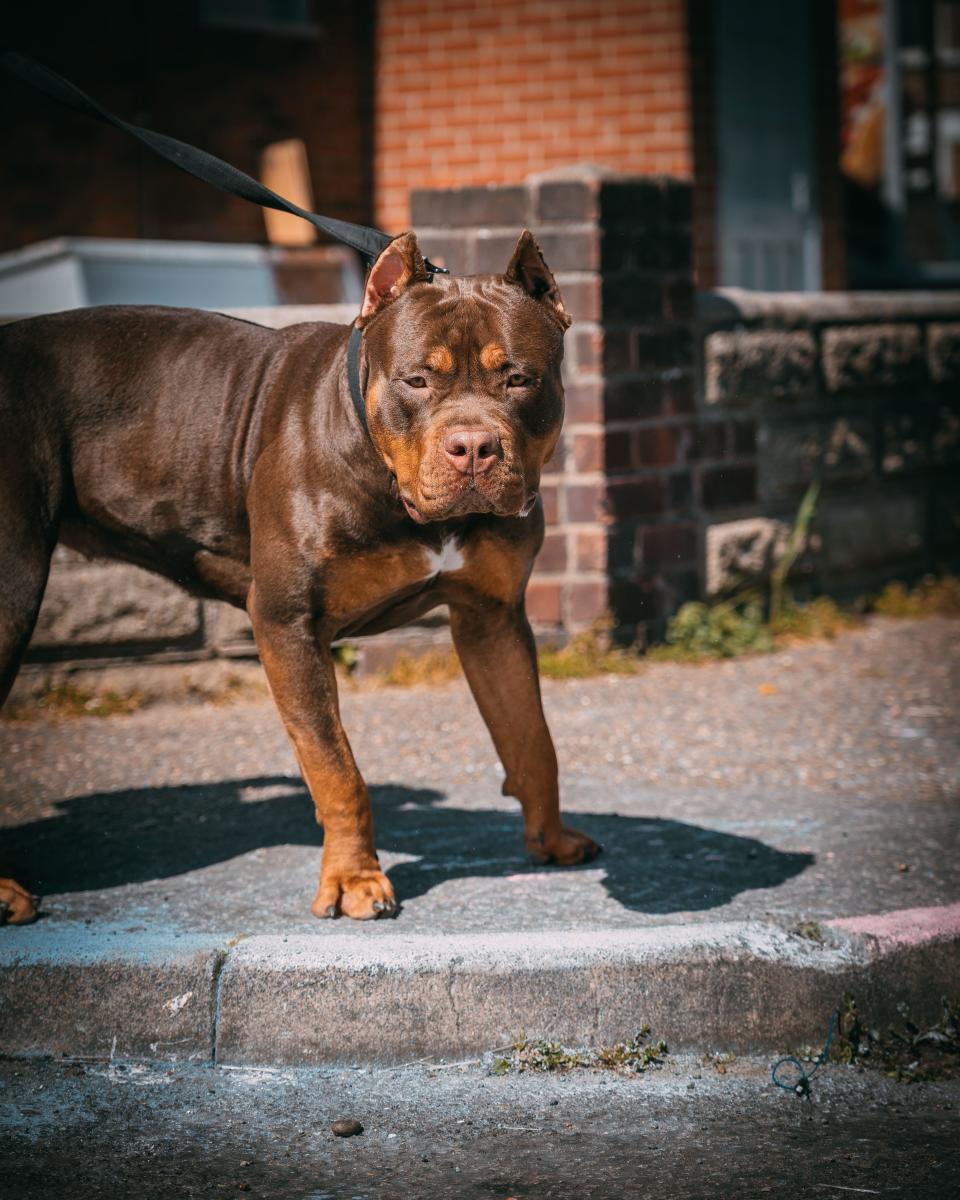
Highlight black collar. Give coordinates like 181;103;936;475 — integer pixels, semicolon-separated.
347;324;368;437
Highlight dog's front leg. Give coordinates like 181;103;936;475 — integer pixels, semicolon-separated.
249;591;395;920
449;600;600;866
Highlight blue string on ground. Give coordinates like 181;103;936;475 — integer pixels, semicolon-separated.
771;1010;839;1097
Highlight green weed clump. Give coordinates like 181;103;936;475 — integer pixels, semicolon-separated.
832;993;960;1083
650;598;773;662
703;1050;737;1074
3;680;144;721
650;592;856;665
378;622;643;686
489;1026;668;1076
538;623;641;680
770;595;852;641
791;920;826;945
873;575;960;619
594;1027;670;1073
380;649;462;687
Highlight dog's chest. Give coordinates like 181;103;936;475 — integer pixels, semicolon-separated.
420;536;464;579
321;534;467;634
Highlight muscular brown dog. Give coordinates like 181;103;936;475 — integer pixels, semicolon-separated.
0;230;600;923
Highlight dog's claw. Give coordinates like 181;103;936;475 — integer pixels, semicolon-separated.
312;868;396;921
0;901;8;924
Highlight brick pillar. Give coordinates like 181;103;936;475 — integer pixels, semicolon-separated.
410;168;695;637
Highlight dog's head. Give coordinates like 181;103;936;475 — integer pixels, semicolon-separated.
355;230;570;524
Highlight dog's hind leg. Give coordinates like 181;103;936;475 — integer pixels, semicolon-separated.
0;458;56;925
0;465;56;709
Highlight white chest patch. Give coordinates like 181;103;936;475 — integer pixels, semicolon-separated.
422;536;465;578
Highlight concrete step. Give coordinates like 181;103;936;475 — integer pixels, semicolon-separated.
3;905;957;1067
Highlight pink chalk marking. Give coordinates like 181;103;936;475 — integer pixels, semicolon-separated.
825;902;960;948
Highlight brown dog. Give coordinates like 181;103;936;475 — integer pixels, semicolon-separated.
0;230;600;923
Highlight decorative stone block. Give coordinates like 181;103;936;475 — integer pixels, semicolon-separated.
822;324;925;392
705;517;791;596
32;562;201;650
705;330;817;405
205;601;255;655
928;322;960;383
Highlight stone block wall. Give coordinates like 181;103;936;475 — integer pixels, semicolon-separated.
700;291;960;599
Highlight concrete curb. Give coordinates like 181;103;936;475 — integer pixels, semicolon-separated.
2;908;958;1066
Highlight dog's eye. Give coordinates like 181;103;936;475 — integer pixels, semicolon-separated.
403;375;428;389
507;373;531;389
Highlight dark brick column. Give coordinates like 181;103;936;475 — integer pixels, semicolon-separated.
411;169;696;638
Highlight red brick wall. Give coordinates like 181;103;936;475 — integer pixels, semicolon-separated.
375;0;693;234
0;2;374;252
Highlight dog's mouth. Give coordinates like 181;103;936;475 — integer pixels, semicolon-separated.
400;483;536;524
400;492;427;523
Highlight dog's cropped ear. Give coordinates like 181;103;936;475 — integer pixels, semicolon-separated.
357;232;431;326
504;230;571;329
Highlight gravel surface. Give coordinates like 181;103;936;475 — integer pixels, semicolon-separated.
1;616;958;934
1;1055;957;1199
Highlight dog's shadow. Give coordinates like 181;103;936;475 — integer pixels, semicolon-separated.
0;775;813;915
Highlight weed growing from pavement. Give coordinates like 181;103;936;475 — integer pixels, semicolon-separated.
1;669;267;722
2;679;145;721
537;622;641;680
649;597;775;662
703;1051;738;1074
379;648;463;686
872;575;960;618
181;671;263;705
378;620;641;686
829;993;960;1083
488;1026;668;1076
791;920;826;945
647;576;957;665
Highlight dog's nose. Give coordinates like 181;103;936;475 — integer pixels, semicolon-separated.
441;427;501;475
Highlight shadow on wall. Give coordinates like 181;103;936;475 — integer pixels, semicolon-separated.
0;776;813;915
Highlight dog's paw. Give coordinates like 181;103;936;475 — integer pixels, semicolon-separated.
527;826;601;867
0;878;38;926
312;868;397;921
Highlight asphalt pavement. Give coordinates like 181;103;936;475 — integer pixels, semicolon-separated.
2;1054;959;1199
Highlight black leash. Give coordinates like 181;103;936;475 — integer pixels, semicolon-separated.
1;52;399;268
1;52;449;439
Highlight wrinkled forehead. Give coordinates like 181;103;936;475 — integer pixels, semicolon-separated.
365;275;565;371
